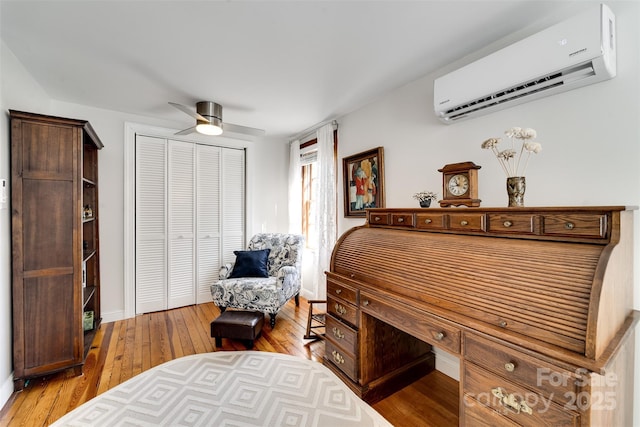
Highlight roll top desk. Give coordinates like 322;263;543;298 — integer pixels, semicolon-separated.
325;206;637;426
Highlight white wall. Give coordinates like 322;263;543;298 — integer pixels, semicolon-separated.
0;39;290;409
335;1;640;424
49;101;290;321
1;1;639;422
0;39;52;411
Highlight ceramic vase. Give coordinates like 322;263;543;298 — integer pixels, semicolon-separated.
506;176;526;207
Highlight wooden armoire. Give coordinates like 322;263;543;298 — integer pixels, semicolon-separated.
10;110;103;390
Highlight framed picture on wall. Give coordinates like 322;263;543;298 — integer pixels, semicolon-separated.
343;147;385;217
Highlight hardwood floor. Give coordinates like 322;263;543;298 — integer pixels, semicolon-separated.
0;298;458;426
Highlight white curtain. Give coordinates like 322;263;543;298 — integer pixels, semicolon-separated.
313;124;337;299
288;140;302;234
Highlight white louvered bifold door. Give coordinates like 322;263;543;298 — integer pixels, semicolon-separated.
196;145;221;303
221;148;245;265
135;137;245;313
135;135;167;314
168;140;196;309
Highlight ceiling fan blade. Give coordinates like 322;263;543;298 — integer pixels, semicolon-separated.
175;126;197;136
169;102;209;122
223;122;266;137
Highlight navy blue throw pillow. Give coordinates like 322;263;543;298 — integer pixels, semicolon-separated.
228;249;271;278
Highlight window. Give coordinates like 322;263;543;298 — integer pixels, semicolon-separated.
299;130;337;249
301;143;318;249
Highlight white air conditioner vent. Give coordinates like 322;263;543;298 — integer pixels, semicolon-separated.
434;4;615;124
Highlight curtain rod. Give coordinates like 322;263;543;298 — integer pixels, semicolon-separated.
289;119;338;143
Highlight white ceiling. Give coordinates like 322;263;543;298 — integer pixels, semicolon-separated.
1;1;589;139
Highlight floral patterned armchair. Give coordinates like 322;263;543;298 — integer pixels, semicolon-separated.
210;233;304;328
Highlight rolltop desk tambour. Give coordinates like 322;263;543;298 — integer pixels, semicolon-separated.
324;206;638;426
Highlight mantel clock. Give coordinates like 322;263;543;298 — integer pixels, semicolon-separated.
439;161;481;207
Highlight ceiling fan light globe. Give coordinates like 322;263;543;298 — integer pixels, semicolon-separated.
196;123;223;136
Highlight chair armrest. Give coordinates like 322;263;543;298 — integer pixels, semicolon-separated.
276;266;300;289
219;262;235;279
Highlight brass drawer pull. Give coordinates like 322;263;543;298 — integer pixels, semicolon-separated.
504;362;516;372
398;217;404;223
374;216;381;221
335;303;347;315
565;222;575;230
332;327;344;339
362;300;370;307
332;350;345;365
460;220;468;226
492;387;532;415
335;289;342;294
499;320;507;328
434;332;445;341
503;220;513;227
424;218;432;224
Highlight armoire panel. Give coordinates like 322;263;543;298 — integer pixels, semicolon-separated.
22;179;74;271
23;275;76;369
21;122;75;178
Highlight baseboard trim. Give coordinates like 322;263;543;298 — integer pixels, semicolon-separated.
0;372;14;412
101;310;125;324
434;348;460;381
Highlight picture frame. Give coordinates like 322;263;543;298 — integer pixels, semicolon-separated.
343;147;385;217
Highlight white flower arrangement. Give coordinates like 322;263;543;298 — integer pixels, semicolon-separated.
481;127;542;177
413;191;438;202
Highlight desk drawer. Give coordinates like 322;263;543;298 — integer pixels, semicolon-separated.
464;333;578;405
462;397;519;427
326;314;358;354
448;213;486;232
368;212;390;225
415;213;446;230
360;291;460;354
541;214;606;238
487;214;534;234
327;295;358;327
327;280;358;305
463;363;579;427
326;340;358;381
391;213;414;227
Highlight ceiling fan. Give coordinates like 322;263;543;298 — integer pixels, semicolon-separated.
169;101;265;137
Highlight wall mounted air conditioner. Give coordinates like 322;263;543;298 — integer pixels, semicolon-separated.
434;4;616;124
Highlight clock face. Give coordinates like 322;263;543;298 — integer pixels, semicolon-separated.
447;174;469;197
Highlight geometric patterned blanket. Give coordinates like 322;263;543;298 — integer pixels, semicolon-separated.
50;351;393;427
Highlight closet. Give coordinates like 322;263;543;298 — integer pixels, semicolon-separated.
135;135;245;314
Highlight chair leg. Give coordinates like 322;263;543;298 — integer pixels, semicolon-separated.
269;313;277;328
294;293;300;306
304;300;326;341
